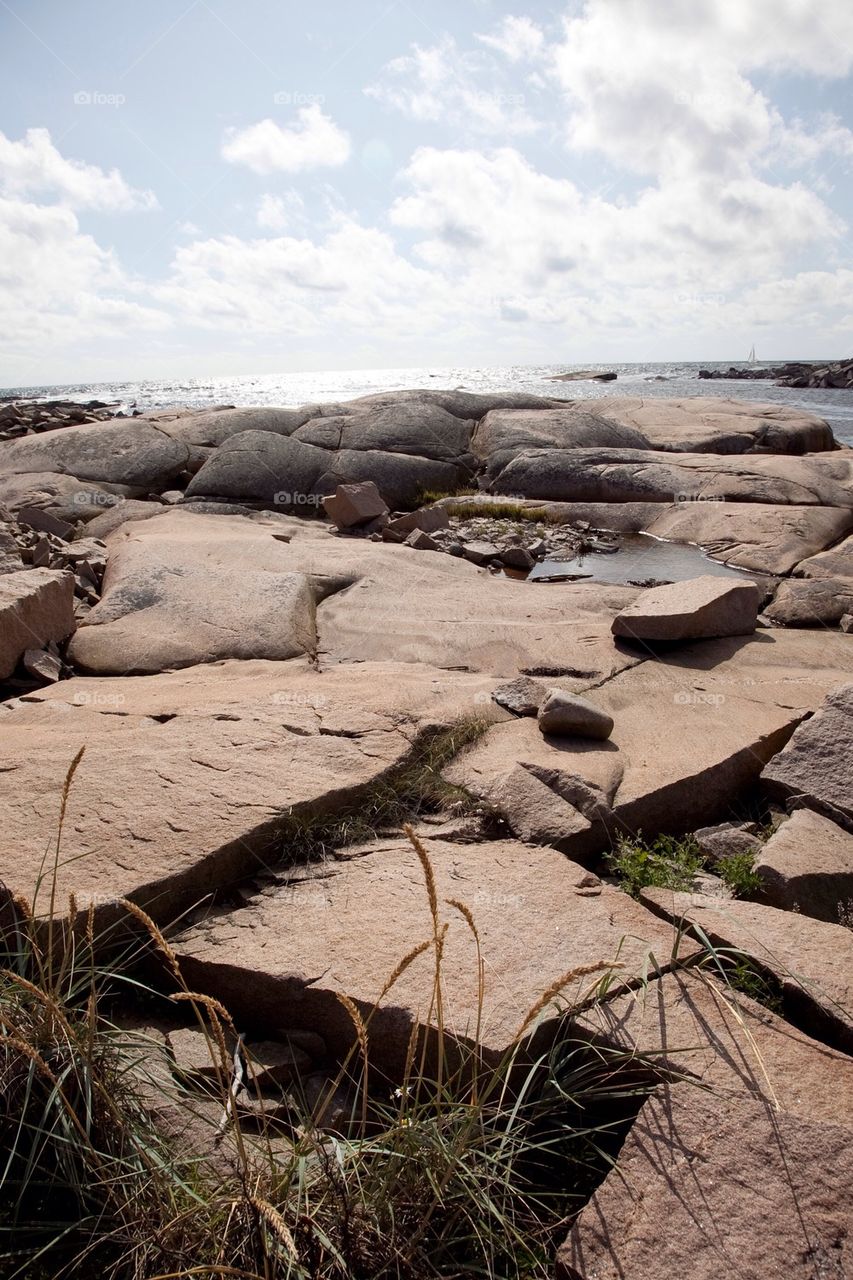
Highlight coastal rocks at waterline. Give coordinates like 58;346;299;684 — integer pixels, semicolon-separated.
611;576;759;643
755;808;853;923
698;356;853;390
537;689;614;739
761;683;853;832
556;1083;853;1280
0;568;76;679
0;397;120;442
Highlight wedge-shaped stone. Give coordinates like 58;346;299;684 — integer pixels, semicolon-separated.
756;808;853;922
762;682;853;831
640;888;853;1052
0;660;495;923
0;568;75;678
557;1084;853;1280
611;575;759;642
173;838;695;1070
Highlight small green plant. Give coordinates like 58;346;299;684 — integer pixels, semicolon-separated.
607;832;703;898
413;485;478;505
446;500;558;524
718;850;762;897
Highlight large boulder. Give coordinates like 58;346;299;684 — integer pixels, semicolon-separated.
172;837;695;1070
67;510;317;674
294;402;475;464
0;419;189;490
644;501;853;575
184;431;329;510
0;568;76;678
0;660;495;923
557;1084;853;1280
611;576;759;643
158;406;317;449
793;528;853;579
641;888;853;1052
762;683;853;832
765;576;853;627
590;396;836;454
489;446;853;506
756;808;853;922
318;448;464;508
0;471;129;523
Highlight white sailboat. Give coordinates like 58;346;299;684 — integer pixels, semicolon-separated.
748;344;757;364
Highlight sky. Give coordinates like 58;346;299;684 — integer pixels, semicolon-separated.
1;0;852;386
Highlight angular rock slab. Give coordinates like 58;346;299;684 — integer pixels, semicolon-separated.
557;1084;853;1280
570;969;853;1128
611;575;759;643
68;510;318;674
762;682;853;832
0;660;496;922
0;568;75;678
756;808;853;922
173;838;696;1070
640;888;853;1053
765;576;853;627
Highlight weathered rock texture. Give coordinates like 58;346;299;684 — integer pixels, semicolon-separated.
557;1084;853;1280
611;575;759;642
0;568;76;678
762;683;853;832
756;808;853;922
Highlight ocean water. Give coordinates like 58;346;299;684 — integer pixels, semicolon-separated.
5;361;853;446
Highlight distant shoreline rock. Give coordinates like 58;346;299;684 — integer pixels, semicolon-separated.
548;370;617;382
698;357;853;389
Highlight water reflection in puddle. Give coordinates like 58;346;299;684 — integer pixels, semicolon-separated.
528;533;757;585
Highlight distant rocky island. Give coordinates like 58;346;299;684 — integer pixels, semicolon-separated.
699;356;853;388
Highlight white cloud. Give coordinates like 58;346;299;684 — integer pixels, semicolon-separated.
366;35;539;136
222;106;351;175
0;128;158;212
256;190;305;231
477;15;544;61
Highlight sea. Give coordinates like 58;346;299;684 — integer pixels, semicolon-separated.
5;361;853;446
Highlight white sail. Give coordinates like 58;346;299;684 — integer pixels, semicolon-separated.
748;344;756;363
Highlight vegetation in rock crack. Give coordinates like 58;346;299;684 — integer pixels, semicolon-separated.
606;832;704;897
442;500;556;524
272;717;491;866
717;849;763;897
0;759;785;1279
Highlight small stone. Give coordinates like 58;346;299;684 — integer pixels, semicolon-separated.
463;541;500;565
499;546;535;571
387;507;450;536
537;689;614;739
403;529;439;551
380;527;405;543
22;648;62;683
492;675;545;717
693;821;760;866
841;614;853;633
167;1026;237;1083
16;505;74;540
244;1039;312;1092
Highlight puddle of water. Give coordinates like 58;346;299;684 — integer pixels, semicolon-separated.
528;533;757;585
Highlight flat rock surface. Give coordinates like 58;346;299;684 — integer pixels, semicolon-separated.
570;969;853;1127
644;501;853;575
173;837;696;1067
756;808;853;922
557;1083;853;1280
0;660;495;922
762;682;853;831
640;888;853;1053
765;575;853;627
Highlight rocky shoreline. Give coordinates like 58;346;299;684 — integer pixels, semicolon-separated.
1;387;852;1276
699;355;853;388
